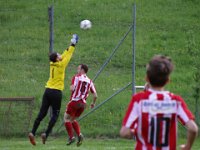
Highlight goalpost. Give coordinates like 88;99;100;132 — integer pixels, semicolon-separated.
0;97;34;137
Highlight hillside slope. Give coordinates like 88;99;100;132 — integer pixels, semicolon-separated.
0;0;200;136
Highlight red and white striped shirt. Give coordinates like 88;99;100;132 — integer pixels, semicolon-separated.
70;74;96;103
123;89;194;150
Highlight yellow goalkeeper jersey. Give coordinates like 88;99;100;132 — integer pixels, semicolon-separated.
45;46;75;91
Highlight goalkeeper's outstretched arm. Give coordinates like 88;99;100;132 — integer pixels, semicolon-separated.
61;34;79;66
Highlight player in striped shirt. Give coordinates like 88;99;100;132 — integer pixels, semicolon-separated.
64;64;97;146
120;55;198;150
28;34;78;145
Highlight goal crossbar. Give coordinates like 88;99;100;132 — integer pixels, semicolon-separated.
0;97;34;101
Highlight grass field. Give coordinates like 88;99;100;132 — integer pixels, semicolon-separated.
1;137;200;150
0;0;200;141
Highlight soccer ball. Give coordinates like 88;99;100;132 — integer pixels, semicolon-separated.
80;20;92;30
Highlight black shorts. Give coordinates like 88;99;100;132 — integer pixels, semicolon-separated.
42;88;62;113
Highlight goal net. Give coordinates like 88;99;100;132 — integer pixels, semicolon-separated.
0;97;34;137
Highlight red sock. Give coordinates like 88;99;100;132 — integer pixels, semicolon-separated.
65;122;73;139
72;120;80;136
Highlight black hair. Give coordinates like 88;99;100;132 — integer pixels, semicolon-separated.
49;52;58;62
80;64;89;73
146;55;174;87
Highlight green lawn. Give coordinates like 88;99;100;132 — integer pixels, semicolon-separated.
0;0;200;138
0;137;200;150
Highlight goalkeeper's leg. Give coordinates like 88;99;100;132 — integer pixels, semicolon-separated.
41;89;62;144
29;90;50;145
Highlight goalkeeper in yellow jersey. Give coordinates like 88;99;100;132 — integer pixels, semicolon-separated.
28;34;79;146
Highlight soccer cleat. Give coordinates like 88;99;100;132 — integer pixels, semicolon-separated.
66;137;76;146
41;133;47;144
76;133;84;147
28;133;36;146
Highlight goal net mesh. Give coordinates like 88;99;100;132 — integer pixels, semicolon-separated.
0;97;34;137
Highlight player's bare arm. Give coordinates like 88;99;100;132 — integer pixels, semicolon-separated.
89;82;97;109
90;92;97;109
120;126;133;139
180;120;198;150
70;85;75;92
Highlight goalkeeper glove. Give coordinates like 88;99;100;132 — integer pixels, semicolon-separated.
71;34;79;45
